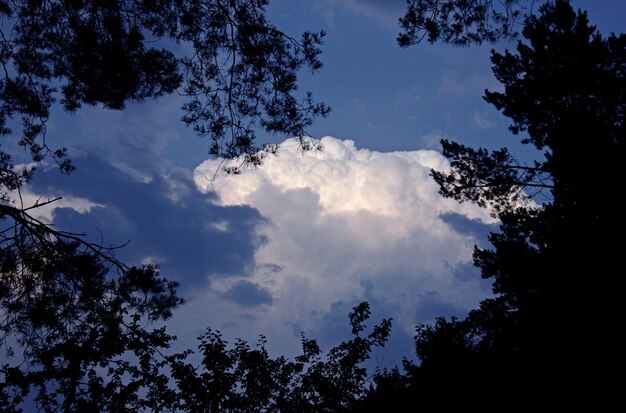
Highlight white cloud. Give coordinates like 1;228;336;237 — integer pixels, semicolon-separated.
188;137;495;354
9;190;103;223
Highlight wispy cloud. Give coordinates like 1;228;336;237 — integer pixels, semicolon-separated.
317;0;406;26
439;70;496;96
8;188;103;224
471;110;497;130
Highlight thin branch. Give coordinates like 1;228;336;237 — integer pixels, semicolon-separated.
0;202;131;272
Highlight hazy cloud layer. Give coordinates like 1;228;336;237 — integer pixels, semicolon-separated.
190;137;495;356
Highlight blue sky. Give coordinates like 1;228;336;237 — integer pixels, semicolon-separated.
17;0;626;364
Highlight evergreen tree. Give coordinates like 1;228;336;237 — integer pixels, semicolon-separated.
398;0;538;46
363;0;625;403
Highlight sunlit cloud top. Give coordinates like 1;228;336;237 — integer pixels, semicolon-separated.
187;137;495;352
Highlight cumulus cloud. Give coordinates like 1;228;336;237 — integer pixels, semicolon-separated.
190;137;495;355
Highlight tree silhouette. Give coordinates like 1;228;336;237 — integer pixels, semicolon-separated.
4;0;623;409
360;0;625;402
0;0;328;173
0;239;182;411
432;0;625;373
398;0;541;46
166;302;392;412
0;1;330;410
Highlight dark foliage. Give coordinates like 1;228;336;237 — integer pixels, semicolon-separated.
362;0;625;403
0;237;182;411
5;0;624;409
0;1;332;410
1;238;392;412
166;302;392;412
398;0;538;46
0;0;328;179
